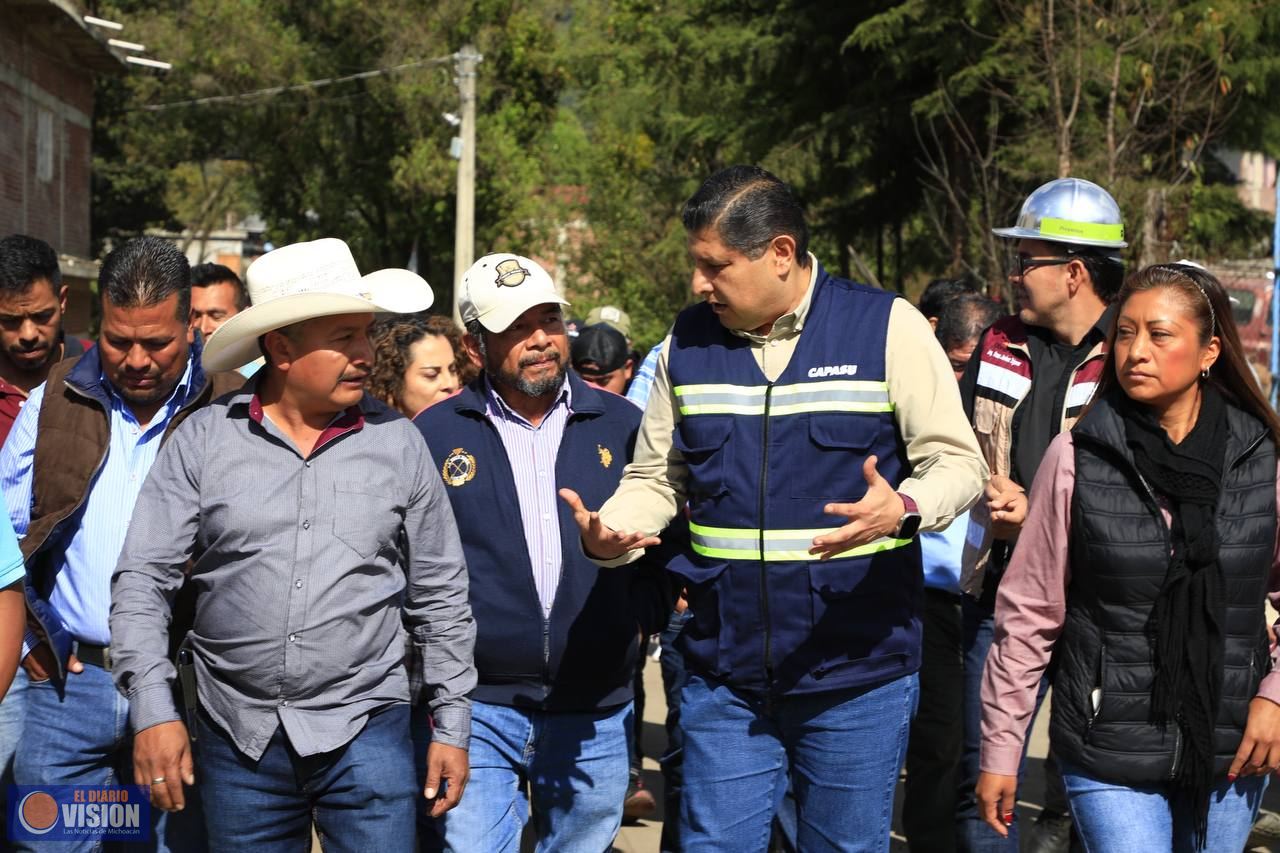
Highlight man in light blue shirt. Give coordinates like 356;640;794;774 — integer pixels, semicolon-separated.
0;506;23;701
0;237;240;853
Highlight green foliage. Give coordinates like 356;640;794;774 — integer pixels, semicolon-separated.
1172;184;1274;259
90;0;1280;341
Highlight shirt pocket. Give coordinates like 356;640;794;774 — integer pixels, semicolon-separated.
332;484;405;560
789;414;881;500
672;417;734;501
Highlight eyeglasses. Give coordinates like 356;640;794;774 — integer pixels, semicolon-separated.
1015;255;1076;278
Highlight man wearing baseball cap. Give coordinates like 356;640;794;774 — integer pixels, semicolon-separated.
962;178;1126;853
414;253;674;852
571;323;635;396
110;238;477;850
586;305;632;339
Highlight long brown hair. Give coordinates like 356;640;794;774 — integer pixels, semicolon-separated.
1095;263;1280;443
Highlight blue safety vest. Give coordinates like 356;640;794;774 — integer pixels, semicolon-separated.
667;265;923;695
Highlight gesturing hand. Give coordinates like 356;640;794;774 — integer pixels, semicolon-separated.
133;720;195;813
559;488;661;560
809;456;906;561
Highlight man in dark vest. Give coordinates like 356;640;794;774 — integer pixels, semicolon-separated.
956;177;1126;853
0;236;241;852
563;165;986;851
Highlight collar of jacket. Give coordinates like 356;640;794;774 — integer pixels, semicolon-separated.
453;367;607;419
63;333;209;412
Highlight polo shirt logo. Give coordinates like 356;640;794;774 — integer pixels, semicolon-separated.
597;444;613;468
442;448;477;487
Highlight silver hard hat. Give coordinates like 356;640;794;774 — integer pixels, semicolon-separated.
993;177;1127;249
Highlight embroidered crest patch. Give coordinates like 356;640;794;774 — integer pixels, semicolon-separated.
442;448;477;487
494;257;532;288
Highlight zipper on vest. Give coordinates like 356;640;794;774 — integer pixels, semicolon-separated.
542;618;552;686
1086;642;1106;741
1169;728;1183;780
759;382;775;686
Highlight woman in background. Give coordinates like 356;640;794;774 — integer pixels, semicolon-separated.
369;313;476;418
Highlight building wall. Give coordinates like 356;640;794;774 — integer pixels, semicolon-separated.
0;18;96;258
1218;148;1278;217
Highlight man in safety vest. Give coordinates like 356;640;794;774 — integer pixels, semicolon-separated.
562;165;986;850
959;177;1126;853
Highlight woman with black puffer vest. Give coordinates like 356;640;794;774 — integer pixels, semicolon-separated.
977;263;1280;852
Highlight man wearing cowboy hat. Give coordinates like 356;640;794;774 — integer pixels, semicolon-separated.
110;238;477;850
413;253;674;852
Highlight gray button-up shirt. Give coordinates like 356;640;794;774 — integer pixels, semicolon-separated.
110;383;476;760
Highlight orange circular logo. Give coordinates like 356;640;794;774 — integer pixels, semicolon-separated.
18;791;59;834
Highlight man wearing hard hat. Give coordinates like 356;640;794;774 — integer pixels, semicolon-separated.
957;178;1126;853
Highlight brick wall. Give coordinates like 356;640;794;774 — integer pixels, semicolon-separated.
0;18;97;258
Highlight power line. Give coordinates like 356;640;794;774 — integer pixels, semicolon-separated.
140;53;457;112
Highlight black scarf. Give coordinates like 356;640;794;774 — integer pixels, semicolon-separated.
1119;384;1228;844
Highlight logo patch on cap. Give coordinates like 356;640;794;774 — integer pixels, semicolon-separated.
494;258;531;288
442;448;477;487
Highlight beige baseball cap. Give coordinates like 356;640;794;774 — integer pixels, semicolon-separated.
458;253;570;333
585;305;631;338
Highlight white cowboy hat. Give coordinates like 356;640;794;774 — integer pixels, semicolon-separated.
203;237;432;372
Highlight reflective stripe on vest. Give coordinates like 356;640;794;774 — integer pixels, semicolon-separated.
690;521;912;562
674;380;893;417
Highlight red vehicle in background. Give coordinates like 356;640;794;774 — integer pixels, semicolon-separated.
1208;261;1276;398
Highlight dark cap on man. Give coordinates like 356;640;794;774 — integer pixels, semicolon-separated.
571;323;629;377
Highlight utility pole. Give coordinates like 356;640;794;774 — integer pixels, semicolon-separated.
451;45;481;325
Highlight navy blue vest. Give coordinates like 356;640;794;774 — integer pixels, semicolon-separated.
666;266;923;695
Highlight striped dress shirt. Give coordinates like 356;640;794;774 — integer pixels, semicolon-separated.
484;377;572;615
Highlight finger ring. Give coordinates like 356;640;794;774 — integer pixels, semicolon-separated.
151;777;166;784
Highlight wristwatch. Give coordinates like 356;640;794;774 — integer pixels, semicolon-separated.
895;493;922;539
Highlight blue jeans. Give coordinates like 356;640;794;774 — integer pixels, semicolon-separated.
13;664;204;853
956;593;1055;853
436;699;632;853
196;703;416;853
679;671;918;853
0;667;27;844
659;609;691;853
1060;760;1267;852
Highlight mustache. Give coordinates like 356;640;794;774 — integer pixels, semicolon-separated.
519;352;561;368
